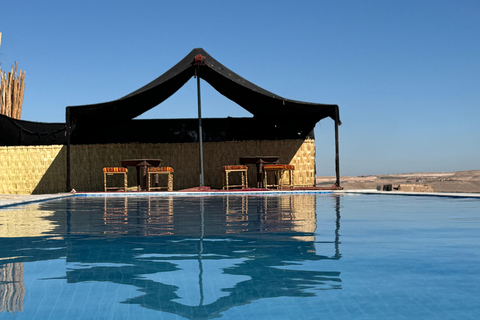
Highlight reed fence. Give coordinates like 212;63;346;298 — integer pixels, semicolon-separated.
0;139;315;194
0;62;26;120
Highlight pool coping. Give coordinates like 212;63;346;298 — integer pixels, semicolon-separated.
74;190;335;197
339;189;480;198
0;193;74;209
0;189;478;209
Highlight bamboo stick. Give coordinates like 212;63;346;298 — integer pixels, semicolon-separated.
0;61;25;119
0;72;5;115
11;63;17;118
6;67;12;117
16;70;25;119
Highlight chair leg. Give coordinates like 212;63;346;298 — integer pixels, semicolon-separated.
281;169;294;189
147;172;174;191
104;172;107;192
168;172;173;191
104;172;128;192
223;169;248;189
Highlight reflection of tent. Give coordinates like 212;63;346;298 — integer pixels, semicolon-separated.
0;195;343;319
66;48;341;189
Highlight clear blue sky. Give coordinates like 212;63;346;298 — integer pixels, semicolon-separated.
1;0;479;176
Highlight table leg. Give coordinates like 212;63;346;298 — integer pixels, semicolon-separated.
136;167;142;191
141;165;148;191
257;163;264;188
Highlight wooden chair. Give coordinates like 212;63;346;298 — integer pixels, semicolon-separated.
222;165;248;190
263;164;295;189
103;167;128;192
147;167;174;191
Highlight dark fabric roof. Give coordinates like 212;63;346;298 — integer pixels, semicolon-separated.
66;48;339;125
0;114;66;146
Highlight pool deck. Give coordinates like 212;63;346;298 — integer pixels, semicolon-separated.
0;189;478;209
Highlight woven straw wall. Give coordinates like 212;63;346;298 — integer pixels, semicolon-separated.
0;138;315;194
70;139;315;191
0;145;65;194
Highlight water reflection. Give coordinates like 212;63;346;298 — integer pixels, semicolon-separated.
0;263;25;313
0;194;342;319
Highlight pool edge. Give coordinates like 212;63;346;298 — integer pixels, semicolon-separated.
1;189;478;209
0;193;74;209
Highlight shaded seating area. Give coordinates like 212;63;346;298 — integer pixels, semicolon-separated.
64;48;341;192
0;48;342;195
263;164;295;189
103;167;128;192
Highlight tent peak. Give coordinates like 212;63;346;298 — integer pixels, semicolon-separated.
67;48;339;125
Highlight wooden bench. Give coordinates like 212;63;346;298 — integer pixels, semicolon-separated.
222;165;248;190
103;167;128;192
263;164;295;189
147;167;174;191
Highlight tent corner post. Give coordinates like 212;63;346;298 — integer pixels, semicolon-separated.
334;107;341;188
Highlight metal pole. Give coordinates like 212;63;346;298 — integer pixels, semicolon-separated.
66;107;71;192
196;66;205;186
334;107;341;188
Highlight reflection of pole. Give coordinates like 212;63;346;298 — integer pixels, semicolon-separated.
198;197;205;306
334;195;341;259
196;65;205;187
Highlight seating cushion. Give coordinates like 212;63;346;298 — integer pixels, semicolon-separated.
148;166;174;173
222;165;248;171
264;164;295;170
103;167;128;173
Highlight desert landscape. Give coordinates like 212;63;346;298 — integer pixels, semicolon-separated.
317;170;480;193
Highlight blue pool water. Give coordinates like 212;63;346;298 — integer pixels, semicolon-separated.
0;194;479;319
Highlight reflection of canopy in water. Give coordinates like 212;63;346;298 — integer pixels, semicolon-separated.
62;234;341;319
0;195;342;319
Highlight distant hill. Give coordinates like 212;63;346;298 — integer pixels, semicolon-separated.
316;170;480;193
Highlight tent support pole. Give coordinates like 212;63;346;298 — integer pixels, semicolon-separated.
196;66;205;187
334;107;341;188
66;107;71;192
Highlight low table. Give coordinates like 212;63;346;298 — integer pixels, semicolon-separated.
121;159;162;191
239;156;280;188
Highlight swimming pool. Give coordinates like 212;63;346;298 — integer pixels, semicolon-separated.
0;194;479;319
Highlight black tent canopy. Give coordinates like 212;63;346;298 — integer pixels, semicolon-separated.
65;48;341;190
66;48;340;125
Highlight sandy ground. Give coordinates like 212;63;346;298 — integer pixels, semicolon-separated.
317;170;480;193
